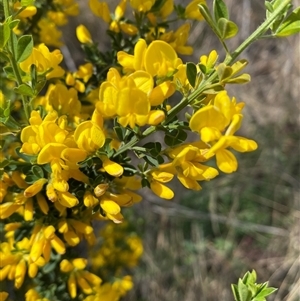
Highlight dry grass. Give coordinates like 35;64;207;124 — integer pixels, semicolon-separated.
62;1;300;300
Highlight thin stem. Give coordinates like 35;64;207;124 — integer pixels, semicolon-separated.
3;0;30;121
226;0;291;64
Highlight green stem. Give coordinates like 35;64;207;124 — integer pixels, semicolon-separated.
3;0;30;121
226;0;291;64
113;0;291;158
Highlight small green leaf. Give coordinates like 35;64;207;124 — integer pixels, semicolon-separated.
164;129;187;147
0;159;9;168
198;4;220;35
276;8;300;37
186;62;197;87
9;19;20;29
21;0;35;5
230;59;248;76
0;22;11;49
17;35;33;62
114;126;124;140
265;1;273;13
25;174;39;184
213;0;229;21
218;18;239;39
35;79;47;95
150;0;166;12
237;279;252;301
14;84;34;96
225;73;251;84
32;165;44;178
141;178;150;188
3;66;15;79
144;155;159;167
255;287;277;299
216;63;233;81
0;51;10;62
231;284;241;301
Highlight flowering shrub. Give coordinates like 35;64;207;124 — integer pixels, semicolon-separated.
0;0;299;300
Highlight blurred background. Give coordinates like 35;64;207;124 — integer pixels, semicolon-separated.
62;0;300;300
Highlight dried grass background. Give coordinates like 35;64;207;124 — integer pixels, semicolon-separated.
62;1;300;300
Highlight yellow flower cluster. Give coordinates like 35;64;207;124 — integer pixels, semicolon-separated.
2;0;288;299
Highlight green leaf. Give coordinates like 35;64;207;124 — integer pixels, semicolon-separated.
17;35;33;62
0;116;21;131
0;51;10;62
14;84;34;96
114;126;125;140
255;287;277;299
218;18;239;39
198;4;220;36
276;8;300;37
150;0;166;12
35;79;47;95
164;129;187;147
141;178;150;188
265;1;274;13
216;63;232;81
144;155;159;167
231;284;241;301
0;22;11;49
231;59;248;76
0;159;9;168
213;0;229;21
242;270;257;285
3;66;15;80
8;32;18;55
9;19;20;29
32;165;44;178
143;142;161;153
21;0;35;5
237;279;252;301
16;147;37;163
225;73;251;84
186;62;197;87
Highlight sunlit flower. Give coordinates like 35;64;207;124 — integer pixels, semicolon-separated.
60;258;102;299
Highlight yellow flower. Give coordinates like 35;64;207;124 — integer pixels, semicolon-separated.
101;157;124;177
185;0;206;20
97;68;156;128
89;0;111;23
19;44;64;79
43;84;81;119
129;0;155;12
24;178;48;198
189;91;244;143
149;170;174;199
0;238;46;289
117;39;147;72
0;292;9;301
29;224;65;263
60;258;102;299
76;25;93;44
169;24;193;55
159;0;174;18
204;135;258;173
144;40;182;77
14;2;37;18
25;288;49;301
74;120;106;153
200;50;218;73
57;218;94;246
37;19;63;47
